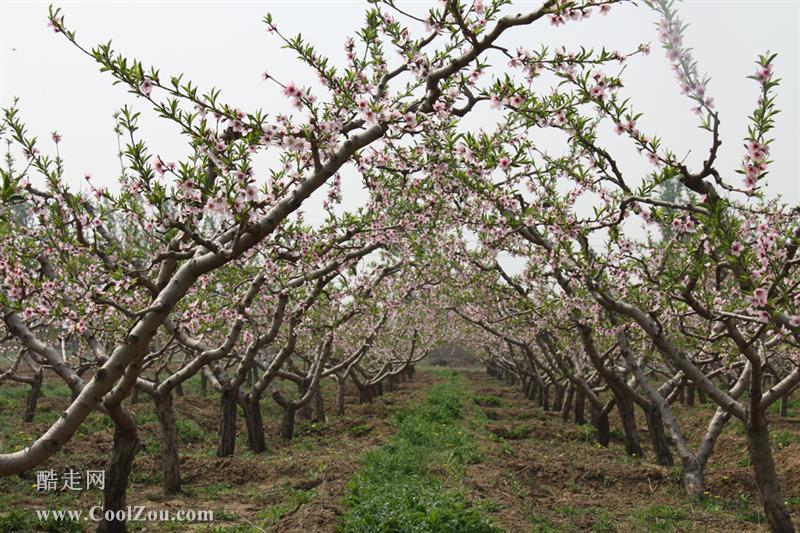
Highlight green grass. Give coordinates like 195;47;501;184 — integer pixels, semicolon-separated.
176;419;205;443
473;395;504;408
0;510;84;533
339;371;497;532
346;422;373;438
770;429;798;449
254;484;316;525
701;494;765;525
768;395;799;417
630;503;688;531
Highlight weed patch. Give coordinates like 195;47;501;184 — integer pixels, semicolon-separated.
340;373;496;532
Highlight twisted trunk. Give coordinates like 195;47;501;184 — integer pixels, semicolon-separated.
746;409;794;532
244;393;267;453
574;389;586;425
153;392;181;494
23;370;43;423
98;411;140;533
311;384;325;423
561;386;574;422
216;384;238;457
645;406;674;467
279;403;296;440
616;394;643;457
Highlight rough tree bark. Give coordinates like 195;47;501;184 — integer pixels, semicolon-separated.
23;370;43;423
216;385;238;457
98;411;140;533
244;393;267;453
574;390;586;425
644;406;674;467
153;392;181;494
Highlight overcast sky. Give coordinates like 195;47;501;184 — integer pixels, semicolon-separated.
1;0;798;239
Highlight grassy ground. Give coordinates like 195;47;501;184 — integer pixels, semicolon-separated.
457;370;800;532
0;368;799;531
0;372;440;532
340;370;497;532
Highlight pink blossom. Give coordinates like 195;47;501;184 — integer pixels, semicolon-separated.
753;287;768;307
364;109;378;124
731;241;743;257
245;186;260;202
283;82;300;98
755;64;773;83
139;78;153;96
498;156;511;170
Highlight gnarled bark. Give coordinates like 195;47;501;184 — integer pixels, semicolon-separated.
98;410;140;533
153;392;180;494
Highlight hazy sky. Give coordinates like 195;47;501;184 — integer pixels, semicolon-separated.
2;0;798;236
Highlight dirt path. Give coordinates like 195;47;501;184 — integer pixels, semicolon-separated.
458;369;773;532
258;370;441;532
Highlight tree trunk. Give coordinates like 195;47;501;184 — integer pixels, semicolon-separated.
298;382;313;420
616;395;643;457
524;378;535;401
592;406;610;447
336;377;346;416
779;394;789;417
23;371;42;423
216;385;237;457
645;406;674;467
98;416;140;533
153;392;181;494
681;455;706;500
552;384;564;412
244;394;266;453
280;404;296;440
746;411;795;532
311;385;325;423
541;386;550;411
200;372;208;397
574;390;586;425
686;384;695;407
561;386;574;422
